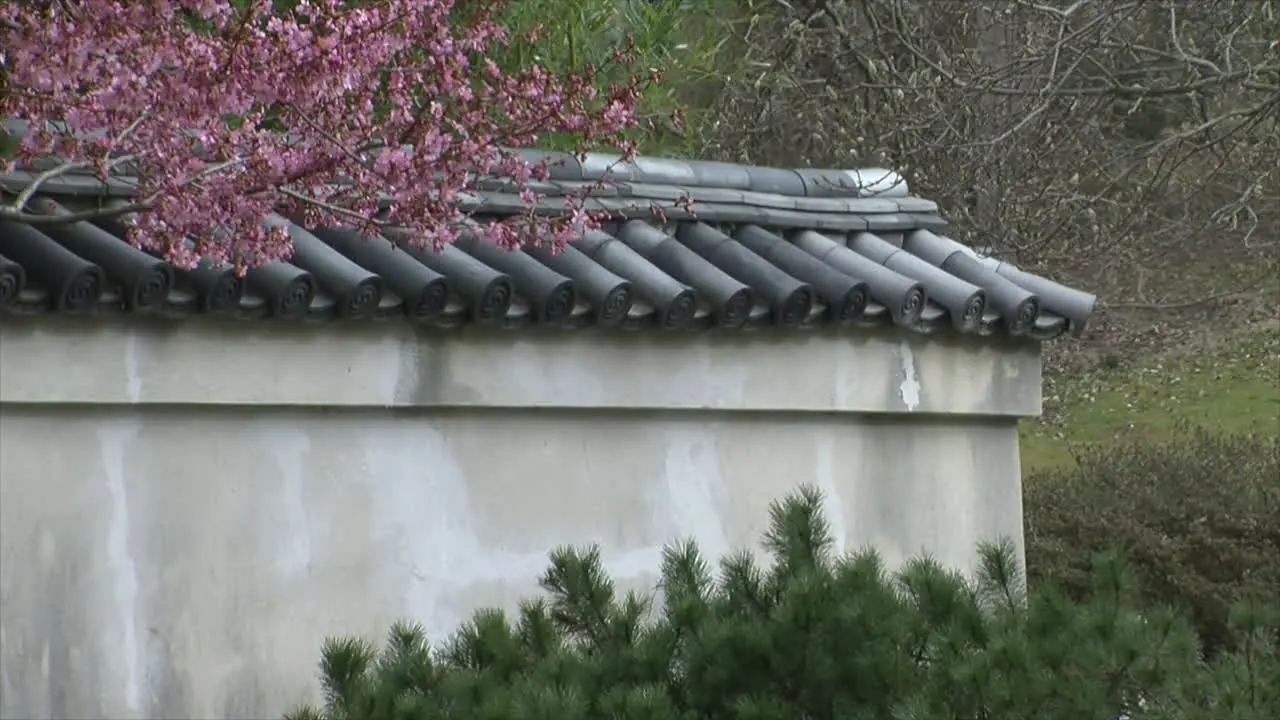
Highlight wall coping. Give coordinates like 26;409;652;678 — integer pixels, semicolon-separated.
0;319;1042;416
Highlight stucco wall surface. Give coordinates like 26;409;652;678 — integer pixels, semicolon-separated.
0;321;1038;719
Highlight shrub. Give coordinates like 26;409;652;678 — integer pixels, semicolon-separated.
1018;425;1280;655
287;486;1278;720
491;0;745;157
1024;428;1280;659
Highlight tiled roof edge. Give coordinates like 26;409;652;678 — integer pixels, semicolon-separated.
0;119;1099;341
0;204;1095;341
3;117;909;199
0;171;941;234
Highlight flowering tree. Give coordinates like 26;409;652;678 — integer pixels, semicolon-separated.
0;0;651;270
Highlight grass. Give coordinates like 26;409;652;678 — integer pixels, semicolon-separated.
1020;325;1280;474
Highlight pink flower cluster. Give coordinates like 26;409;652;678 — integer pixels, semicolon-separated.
1;0;648;271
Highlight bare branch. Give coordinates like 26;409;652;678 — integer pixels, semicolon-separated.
703;0;1278;313
0;199;152;224
2;112;150;212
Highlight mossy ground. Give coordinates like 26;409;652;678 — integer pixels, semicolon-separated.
1021;322;1280;473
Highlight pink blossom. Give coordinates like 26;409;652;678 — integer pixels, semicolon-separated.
0;0;648;273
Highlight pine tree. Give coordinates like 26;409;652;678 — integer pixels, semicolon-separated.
287;486;1280;720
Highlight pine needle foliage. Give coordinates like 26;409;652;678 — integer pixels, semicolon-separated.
287;486;1279;720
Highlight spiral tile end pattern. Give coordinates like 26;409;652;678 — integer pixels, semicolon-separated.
899;287;925;325
1009;297;1040;335
60;268;102;313
204;272;242;313
959;293;986;331
0;270;24;308
541;281;576;324
409;278;450;321
343;279;383;318
0;206;1086;340
778;287;813;328
596;284;634;324
834;286;869;323
661;289;697;329
275;277;315;319
719;288;754;328
130;265;173;311
475;278;513;322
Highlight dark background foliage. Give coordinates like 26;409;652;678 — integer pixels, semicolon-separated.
1024;427;1280;657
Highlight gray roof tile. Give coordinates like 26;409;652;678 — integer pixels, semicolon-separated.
794;169;909;198
682;186;749;204
744;166;808;196
0;154;1095;339
550;180;619;197
793;197;859;213
736;191;798;210
863;213;924;232
841;198;904;214
811;213;869;233
615;183;689;202
686;161;753;190
630;157;699;186
893;197;940;213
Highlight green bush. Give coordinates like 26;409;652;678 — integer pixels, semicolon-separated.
1025;428;1280;658
488;0;745;157
287;486;1278;720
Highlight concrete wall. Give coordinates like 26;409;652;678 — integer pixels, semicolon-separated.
0;320;1041;719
